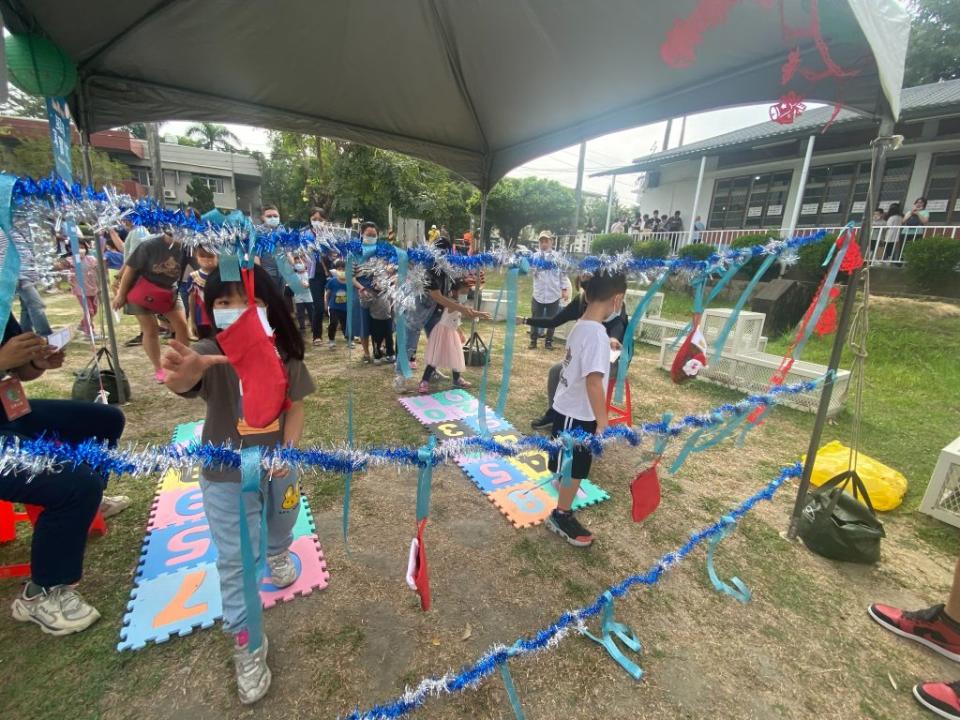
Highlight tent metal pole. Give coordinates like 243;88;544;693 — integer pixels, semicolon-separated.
571;140;587;246
785;135;816;240
78;123;127;404
470;190;489;327
785;109;897;541
686;155;707;246
604;175;615;233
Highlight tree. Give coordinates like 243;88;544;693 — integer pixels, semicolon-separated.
904;0;960;86
470;176;576;243
123;123;148;140
0;137;130;186
186;177;215;212
583;192;625;232
176;135;204;147
185;122;242;152
0;88;47;119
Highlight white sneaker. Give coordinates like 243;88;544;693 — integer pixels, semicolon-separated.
266;551;297;588
11;584;101;636
99;495;131;519
328;340;336;350
234;632;271;704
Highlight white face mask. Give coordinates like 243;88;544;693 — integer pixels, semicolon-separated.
213;306;273;336
362;234;378;245
311;220;323;231
264;216;280;228
294;262;305;272
458;294;469;304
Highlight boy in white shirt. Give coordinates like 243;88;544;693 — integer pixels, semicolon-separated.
546;271;627;547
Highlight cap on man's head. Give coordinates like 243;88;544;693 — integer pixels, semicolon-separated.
431;224;437;229
538;231;554;241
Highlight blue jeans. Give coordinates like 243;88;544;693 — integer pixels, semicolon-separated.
199;471;300;633
404;298;441;360
17;280;52;336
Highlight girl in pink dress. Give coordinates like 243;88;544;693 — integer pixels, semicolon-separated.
419;280;470;393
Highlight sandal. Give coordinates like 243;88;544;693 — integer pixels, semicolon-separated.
418;381;431;394
453;379;472;389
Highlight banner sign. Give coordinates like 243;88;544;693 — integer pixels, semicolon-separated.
45;96;73;183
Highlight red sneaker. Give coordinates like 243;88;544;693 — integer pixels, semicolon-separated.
914;681;960;719
869;603;960;662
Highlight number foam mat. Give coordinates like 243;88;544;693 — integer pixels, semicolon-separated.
118;421;330;651
399;390;609;528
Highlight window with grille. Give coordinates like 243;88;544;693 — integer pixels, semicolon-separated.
924;153;960;224
707;171;793;229
799;158;915;227
193;174;226;194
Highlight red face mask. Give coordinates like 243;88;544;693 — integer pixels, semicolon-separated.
216;269;291;428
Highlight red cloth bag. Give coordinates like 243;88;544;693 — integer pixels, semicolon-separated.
413;518;431;611
630;461;661;522
216;269;290;429
127;276;176;313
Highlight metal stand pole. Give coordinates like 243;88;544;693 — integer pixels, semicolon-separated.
785;110;897;540
686;155;707;246
466;191;488;350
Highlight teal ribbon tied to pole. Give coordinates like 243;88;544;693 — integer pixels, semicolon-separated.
580;591;644;679
342;393;354;550
0;174;22;341
614;270;671;404
558;433;575;488
394;248;412;378
670;409;752;474
496;260;528;416
670;258;750;351
415;435;437;522
239;446;268;651
708;252;780;365
499;658;527;720
706;515;751;603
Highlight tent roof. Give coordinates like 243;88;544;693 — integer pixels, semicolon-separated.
1;0;909;191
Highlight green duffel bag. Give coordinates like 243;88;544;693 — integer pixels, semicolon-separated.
798;469;885;564
71;348;131;405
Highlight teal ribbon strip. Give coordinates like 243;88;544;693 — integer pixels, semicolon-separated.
706;516;751;603
415;436;437;522
708;253;779;365
276;251;303;291
395;248;412;378
239;446;266;651
580;591;644;679
670;410;752;473
342;392;354;551
670;260;748;351
652;412;673;456
559;433;575;488
499;662;526;720
615;271;671;404
345;255;355;341
219;252;241;281
495;266;521;415
0;174;22;341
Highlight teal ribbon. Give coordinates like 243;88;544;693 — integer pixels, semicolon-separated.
276;251;303;291
558;433;575;488
670;260;748;350
239;446;267;651
580;591;644;679
496;266;522;415
670;410;751;473
706;516;751;603
708;253;779;365
395;248;412;378
342;392;354;551
415;436;437;522
219;252;241;281
0;174;22;341
652;412;673;456
615;271;671;404
499;662;526;719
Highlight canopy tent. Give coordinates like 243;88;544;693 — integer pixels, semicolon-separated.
2;0;909;191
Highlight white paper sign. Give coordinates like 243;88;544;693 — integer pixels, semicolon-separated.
46;326;74;350
821;201;840;213
926;199;949;212
954;199;960;212
851;201;866;213
767;204;783;217
747;206;762;217
800;203;819;215
878;200;892;211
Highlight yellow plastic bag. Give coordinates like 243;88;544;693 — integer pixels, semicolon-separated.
801;440;908;512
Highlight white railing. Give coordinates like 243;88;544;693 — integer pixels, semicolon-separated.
557;225;960;265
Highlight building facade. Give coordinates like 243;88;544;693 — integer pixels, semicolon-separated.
0;117;262;213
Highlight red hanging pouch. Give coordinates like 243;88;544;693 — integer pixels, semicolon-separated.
414;518;431;611
630;459;661;522
216;269;291;428
670;325;708;385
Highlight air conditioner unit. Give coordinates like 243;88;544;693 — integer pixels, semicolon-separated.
163;189;177;200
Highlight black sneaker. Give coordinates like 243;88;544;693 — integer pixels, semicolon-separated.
545;341;555;350
545;509;593;547
124;333;143;347
530;412;554;430
528;340;538;350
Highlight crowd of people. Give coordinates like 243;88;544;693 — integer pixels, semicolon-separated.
610;208;697;236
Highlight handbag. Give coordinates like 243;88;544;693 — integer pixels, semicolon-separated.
72;348;131;404
797;469;885;564
127;276;176;313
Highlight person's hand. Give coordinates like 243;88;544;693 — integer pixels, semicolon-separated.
516;316;527;325
595;422;608;437
466;308;492;320
111;293;126;311
33;348;66;370
161;340;229;385
270;461;290;480
609;338;622;351
0;332;49;370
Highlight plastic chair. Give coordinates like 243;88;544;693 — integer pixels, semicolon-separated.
606;377;633;427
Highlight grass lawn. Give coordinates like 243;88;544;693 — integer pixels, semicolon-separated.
0;280;958;720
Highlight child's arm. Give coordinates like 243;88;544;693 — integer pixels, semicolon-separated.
429;289;491;320
111;265;138;310
282;400;305;447
585;372;608;434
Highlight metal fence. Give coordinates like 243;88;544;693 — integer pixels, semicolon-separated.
558;225;960;265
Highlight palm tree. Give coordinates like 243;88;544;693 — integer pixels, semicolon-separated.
185;122;242;152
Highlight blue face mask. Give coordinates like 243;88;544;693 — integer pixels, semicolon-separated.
264;216;280;228
362;234;378;245
213;306;272;335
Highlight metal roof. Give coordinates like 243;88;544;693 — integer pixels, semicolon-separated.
595;79;960;177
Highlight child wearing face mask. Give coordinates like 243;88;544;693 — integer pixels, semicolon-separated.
418;278;472;393
53;239;101;338
160;264;315;705
324;260;350;349
288;250;314;335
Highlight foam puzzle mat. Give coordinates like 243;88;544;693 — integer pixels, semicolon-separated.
399;391;609;528
118;421;330;651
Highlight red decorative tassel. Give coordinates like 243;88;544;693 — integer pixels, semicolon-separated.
769;91;806;125
814;288;841;336
840;234;864;272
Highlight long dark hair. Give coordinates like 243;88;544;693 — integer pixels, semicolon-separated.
203;264;305;361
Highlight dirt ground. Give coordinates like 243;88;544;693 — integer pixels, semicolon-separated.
1;296;957;720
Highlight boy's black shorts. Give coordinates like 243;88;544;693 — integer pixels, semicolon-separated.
548;412;598;480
